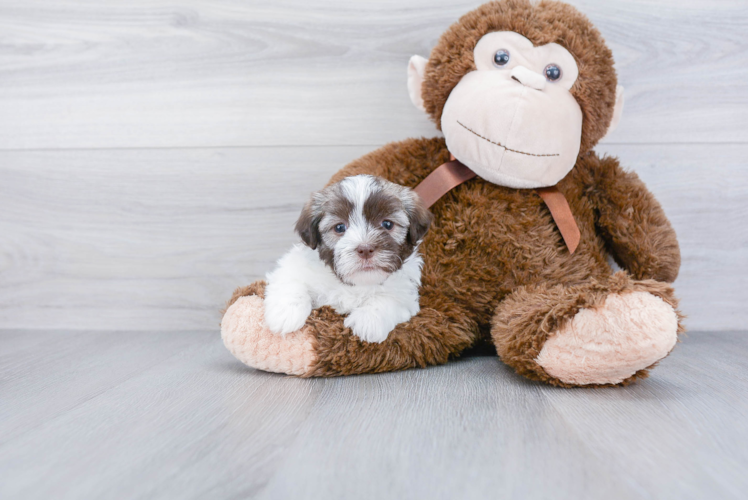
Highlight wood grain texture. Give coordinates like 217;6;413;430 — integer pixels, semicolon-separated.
1;329;746;499
0;0;746;150
0;329;324;499
1;143;745;331
0;145;363;330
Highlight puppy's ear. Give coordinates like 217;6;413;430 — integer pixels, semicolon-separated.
295;198;322;250
406;194;433;245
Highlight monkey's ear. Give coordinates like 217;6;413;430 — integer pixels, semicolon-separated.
407;55;428;112
600;85;625;142
294;199;322;250
406;195;434;245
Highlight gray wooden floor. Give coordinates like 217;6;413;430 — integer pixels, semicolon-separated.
1;329;746;500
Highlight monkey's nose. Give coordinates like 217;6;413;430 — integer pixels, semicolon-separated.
510;66;546;91
356;245;375;260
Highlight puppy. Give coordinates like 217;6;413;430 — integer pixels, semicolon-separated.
263;174;433;343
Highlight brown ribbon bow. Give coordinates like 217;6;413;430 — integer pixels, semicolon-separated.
413;157;580;254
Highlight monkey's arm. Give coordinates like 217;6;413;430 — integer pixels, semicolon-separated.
584;154;680;283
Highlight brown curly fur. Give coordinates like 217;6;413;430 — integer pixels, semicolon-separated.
311;137;682;382
230;135;682;383
223;1;683;385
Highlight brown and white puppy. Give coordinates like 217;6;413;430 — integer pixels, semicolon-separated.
263;175;432;343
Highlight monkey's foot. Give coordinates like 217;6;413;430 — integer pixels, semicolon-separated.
221;295;317;376
535;291;678;385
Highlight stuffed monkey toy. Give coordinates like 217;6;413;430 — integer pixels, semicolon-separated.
221;0;683;387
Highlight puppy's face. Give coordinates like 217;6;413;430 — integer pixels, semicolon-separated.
295;175;432;286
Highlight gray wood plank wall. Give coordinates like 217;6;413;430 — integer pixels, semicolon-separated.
1;0;746;332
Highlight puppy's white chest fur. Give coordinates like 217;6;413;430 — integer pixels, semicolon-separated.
264;244;423;343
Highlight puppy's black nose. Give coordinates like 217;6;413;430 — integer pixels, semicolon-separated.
356;245;375;260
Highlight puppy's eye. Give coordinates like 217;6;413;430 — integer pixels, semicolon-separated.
381;220;394;230
334;223;347;234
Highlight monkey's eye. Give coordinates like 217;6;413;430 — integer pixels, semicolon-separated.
544;64;562;82
493;49;511;67
334;223;347;234
381;220;394;230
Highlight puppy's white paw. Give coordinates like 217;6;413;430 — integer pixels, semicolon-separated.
344;308;395;343
263;293;312;335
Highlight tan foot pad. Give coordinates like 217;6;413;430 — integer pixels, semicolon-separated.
535;291;678;385
221;296;317;376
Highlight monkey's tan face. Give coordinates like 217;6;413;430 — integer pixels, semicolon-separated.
413;31;586;189
442;31;583;189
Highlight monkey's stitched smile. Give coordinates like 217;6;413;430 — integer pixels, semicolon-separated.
456;121;560;158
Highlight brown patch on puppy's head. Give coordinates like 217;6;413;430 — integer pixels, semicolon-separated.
363;187;433;251
422;0;618;154
296;183;353;270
